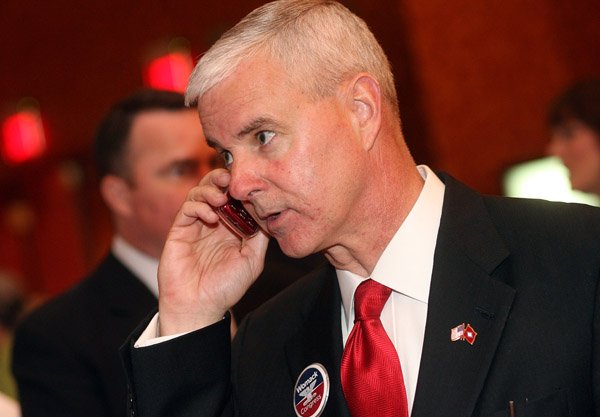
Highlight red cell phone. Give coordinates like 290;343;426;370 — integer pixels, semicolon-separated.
215;196;259;239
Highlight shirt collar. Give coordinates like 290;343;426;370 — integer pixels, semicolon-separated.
338;165;445;322
111;235;159;297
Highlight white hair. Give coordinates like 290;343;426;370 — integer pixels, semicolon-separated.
185;0;398;115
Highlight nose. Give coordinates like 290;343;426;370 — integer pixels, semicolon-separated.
227;155;264;201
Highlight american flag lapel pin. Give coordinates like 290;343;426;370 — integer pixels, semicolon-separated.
450;323;465;341
450;322;477;345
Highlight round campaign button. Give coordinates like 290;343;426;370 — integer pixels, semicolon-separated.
293;363;329;417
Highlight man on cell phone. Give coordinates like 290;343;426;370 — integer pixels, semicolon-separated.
122;2;600;416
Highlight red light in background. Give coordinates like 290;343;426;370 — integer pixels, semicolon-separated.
2;110;47;164
144;52;194;92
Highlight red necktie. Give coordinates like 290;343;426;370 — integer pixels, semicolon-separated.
340;279;409;417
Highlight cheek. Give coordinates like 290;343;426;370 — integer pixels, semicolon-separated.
570;130;600;156
293;143;362;223
282;146;327;205
133;185;189;221
583;146;600;179
569;140;600;173
587;137;600;161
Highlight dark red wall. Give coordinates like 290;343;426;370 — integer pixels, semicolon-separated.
1;0;598;296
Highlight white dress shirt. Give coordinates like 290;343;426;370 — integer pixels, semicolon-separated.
112;235;159;297
337;165;445;414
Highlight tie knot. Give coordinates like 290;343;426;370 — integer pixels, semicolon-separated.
354;279;392;321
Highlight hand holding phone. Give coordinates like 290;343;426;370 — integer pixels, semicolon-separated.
215;196;260;239
157;174;268;336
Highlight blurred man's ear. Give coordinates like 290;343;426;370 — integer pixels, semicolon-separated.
100;175;133;217
349;73;382;151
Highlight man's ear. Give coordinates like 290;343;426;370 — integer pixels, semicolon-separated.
100;175;133;217
349;73;382;151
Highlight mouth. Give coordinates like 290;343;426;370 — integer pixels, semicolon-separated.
259;209;285;232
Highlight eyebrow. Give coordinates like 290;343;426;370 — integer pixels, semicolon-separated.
157;159;199;175
237;116;277;138
205;138;220;150
204;116;279;149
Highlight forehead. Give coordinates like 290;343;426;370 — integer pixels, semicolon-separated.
128;109;212;157
197;55;301;141
133;106;196;127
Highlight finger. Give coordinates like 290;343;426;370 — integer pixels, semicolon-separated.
175;199;220;227
240;229;270;274
187;184;228;208
201;168;231;189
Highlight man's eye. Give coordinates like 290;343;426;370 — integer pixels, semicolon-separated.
222;151;233;167
165;161;200;178
257;131;275;145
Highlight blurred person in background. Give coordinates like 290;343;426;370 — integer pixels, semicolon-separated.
547;79;600;197
11;89;219;417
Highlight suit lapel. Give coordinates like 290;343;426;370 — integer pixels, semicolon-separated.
412;174;515;417
98;254;157;329
284;266;351;417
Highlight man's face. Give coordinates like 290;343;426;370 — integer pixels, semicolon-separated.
125;109;217;256
548;119;600;195
198;55;370;258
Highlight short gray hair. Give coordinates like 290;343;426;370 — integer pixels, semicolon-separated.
185;0;398;115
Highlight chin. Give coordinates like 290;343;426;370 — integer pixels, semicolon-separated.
275;237;317;259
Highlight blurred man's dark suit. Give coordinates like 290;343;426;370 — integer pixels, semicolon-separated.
122;174;600;417
13;253;156;417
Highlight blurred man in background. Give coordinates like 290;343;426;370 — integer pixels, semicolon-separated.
547;79;600;198
12;89;219;417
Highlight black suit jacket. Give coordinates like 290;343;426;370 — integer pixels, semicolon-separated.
123;174;600;417
13;253;157;417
